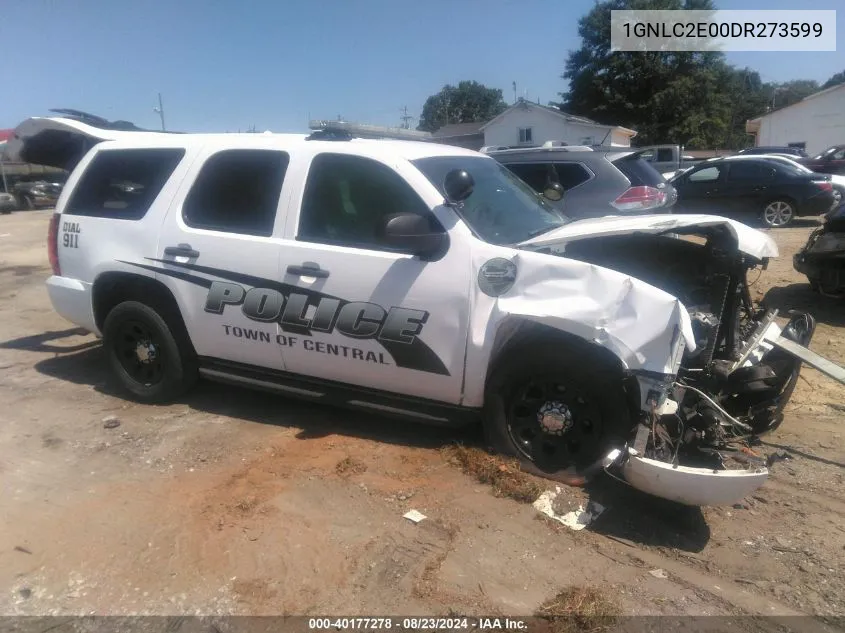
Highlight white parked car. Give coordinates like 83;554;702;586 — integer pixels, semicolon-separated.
6;115;824;506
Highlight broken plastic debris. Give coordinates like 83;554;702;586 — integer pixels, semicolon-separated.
403;509;426;524
649;569;669;579
532;488;605;530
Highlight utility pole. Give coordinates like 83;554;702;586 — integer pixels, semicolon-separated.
512;81;517;104
153;93;166;131
400;106;414;129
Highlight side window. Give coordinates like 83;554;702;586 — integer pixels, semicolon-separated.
832;148;845;160
298;153;433;250
687;166;721;183
503;163;557;193
656;148;674;162
183;149;288;237
727;162;762;181
553;163;592;190
65;148;185;220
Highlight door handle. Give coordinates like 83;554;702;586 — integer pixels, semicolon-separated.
287;263;329;279
164;244;200;258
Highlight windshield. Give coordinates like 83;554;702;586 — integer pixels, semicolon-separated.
412;156;568;245
813;148;835;160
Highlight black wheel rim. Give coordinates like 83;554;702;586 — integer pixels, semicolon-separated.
505;377;604;470
114;319;164;387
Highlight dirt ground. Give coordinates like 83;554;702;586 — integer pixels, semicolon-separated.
1;210;844;625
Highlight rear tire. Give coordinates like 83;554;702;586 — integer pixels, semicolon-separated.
103;301;198;403
760;199;795;228
483;342;632;479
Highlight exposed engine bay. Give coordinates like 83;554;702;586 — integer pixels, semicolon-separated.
559;229;818;504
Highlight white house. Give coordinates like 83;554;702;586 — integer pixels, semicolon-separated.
480;99;637;149
746;83;845;155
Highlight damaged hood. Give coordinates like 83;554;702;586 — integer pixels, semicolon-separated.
519;214;779;261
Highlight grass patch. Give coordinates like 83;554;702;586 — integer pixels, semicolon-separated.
535;586;620;633
442;445;542;504
335;456;367;477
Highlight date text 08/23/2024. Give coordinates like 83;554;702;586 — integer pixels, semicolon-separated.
307;617;528;630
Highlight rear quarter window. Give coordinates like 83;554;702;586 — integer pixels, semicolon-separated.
64;148;185;220
612;154;667;187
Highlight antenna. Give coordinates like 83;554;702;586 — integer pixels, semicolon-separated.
400;106;414;129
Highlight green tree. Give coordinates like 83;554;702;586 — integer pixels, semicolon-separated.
556;0;774;149
769;79;820;110
417;81;507;132
821;70;845;90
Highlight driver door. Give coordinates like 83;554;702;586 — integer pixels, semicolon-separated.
276;152;472;405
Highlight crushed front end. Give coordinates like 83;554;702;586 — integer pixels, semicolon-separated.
559;227;817;505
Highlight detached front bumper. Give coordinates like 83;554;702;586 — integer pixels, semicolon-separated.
606;448;768;506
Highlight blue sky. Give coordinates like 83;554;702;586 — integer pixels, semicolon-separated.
2;0;842;133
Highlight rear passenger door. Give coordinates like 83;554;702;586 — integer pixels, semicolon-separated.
724;161;776;216
154;148;291;371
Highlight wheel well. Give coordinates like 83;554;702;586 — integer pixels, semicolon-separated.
92;272;195;353
485;319;640;415
488;321;625;375
763;195;797;207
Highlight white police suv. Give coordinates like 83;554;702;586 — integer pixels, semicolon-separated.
7;114;819;506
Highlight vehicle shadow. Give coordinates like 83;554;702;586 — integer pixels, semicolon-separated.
31;335;711;551
0;327;98;354
761;283;845;327
32;344;477;452
760;440;845;470
584;476;711;553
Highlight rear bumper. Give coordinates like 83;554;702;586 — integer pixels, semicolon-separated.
799;194;836;216
46;276;98;334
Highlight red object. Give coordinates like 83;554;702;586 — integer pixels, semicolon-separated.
611;185;667;211
0;129;13;144
814;181;833;192
47;213;61;275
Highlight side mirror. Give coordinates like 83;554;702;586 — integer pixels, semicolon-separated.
443;169;474;203
381;213;447;257
542;182;564;202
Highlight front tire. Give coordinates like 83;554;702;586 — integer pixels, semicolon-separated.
483;342;631;478
103;301;198;403
761;199;795;228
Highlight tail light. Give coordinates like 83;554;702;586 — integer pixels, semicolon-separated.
814;181;833;192
611;185;667;211
47;213;61;275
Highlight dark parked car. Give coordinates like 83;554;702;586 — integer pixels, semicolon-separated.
794;201;845;296
798;145;845;176
737;146;808;158
12;179;64;209
669;156;835;228
488;146;676;219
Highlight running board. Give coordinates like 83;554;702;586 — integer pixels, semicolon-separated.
770;336;845;385
197;358;479;428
